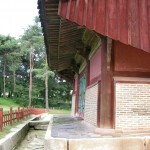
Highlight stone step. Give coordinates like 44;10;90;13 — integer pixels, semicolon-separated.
29;120;49;127
34;124;48;130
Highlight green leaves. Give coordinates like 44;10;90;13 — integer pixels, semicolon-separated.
33;66;54;80
0;35;18;55
0;16;72;109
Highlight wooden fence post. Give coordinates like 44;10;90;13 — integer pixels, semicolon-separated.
0;108;3;131
30;107;32;115
27;107;29;117
17;107;20;121
10;107;12;126
32;106;34;115
22;107;24;119
24;108;26;118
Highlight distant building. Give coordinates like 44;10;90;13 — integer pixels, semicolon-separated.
38;0;150;132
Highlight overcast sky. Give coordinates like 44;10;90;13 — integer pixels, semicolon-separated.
0;0;38;38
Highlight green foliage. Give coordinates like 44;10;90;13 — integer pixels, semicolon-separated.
33;66;54;80
14;98;28;107
0;35;18;55
49;98;71;110
50;79;72;100
0;16;72;110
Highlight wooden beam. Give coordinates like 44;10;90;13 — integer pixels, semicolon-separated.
70;59;79;74
76;46;90;61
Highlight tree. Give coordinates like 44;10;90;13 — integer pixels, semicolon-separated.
33;54;54;110
21;16;45;107
47;75;72;109
0;35;19;97
0;17;72;110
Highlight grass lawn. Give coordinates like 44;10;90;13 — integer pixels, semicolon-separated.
0;97;19;111
49;108;71;114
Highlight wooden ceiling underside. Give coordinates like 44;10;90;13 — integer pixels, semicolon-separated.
38;0;85;81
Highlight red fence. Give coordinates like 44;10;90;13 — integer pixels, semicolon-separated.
0;107;46;131
31;108;46;115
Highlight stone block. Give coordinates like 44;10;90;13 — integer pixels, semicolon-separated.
69;137;145;150
145;137;150;150
34;124;48;130
44;138;67;150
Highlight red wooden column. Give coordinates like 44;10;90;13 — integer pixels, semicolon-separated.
86;60;90;87
97;80;101;127
100;38;114;128
72;79;76;115
0;108;3;131
75;75;79;115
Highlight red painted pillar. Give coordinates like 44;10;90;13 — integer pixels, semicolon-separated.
97;81;101;127
75;75;79;116
86;60;90;87
100;38;114;128
0;108;3;131
72;79;76;115
73;79;75;94
10;107;12;126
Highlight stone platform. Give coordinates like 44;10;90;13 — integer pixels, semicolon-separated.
45;115;150;150
51;115;101;139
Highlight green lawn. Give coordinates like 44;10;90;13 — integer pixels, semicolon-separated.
0;97;71;113
49;108;71;114
0;97;20;111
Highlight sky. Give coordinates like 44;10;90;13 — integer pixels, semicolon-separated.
0;0;38;38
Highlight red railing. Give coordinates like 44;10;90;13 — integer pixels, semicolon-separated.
31;108;46;115
0;107;46;131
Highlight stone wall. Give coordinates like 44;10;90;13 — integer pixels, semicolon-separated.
84;84;98;126
115;82;150;130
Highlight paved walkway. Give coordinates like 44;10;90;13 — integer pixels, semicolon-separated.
51;115;101;139
51;115;150;139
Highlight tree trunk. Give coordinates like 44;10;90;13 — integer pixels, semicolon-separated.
8;91;12;98
13;70;16;93
45;54;49;110
3;60;6;97
29;42;33;107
